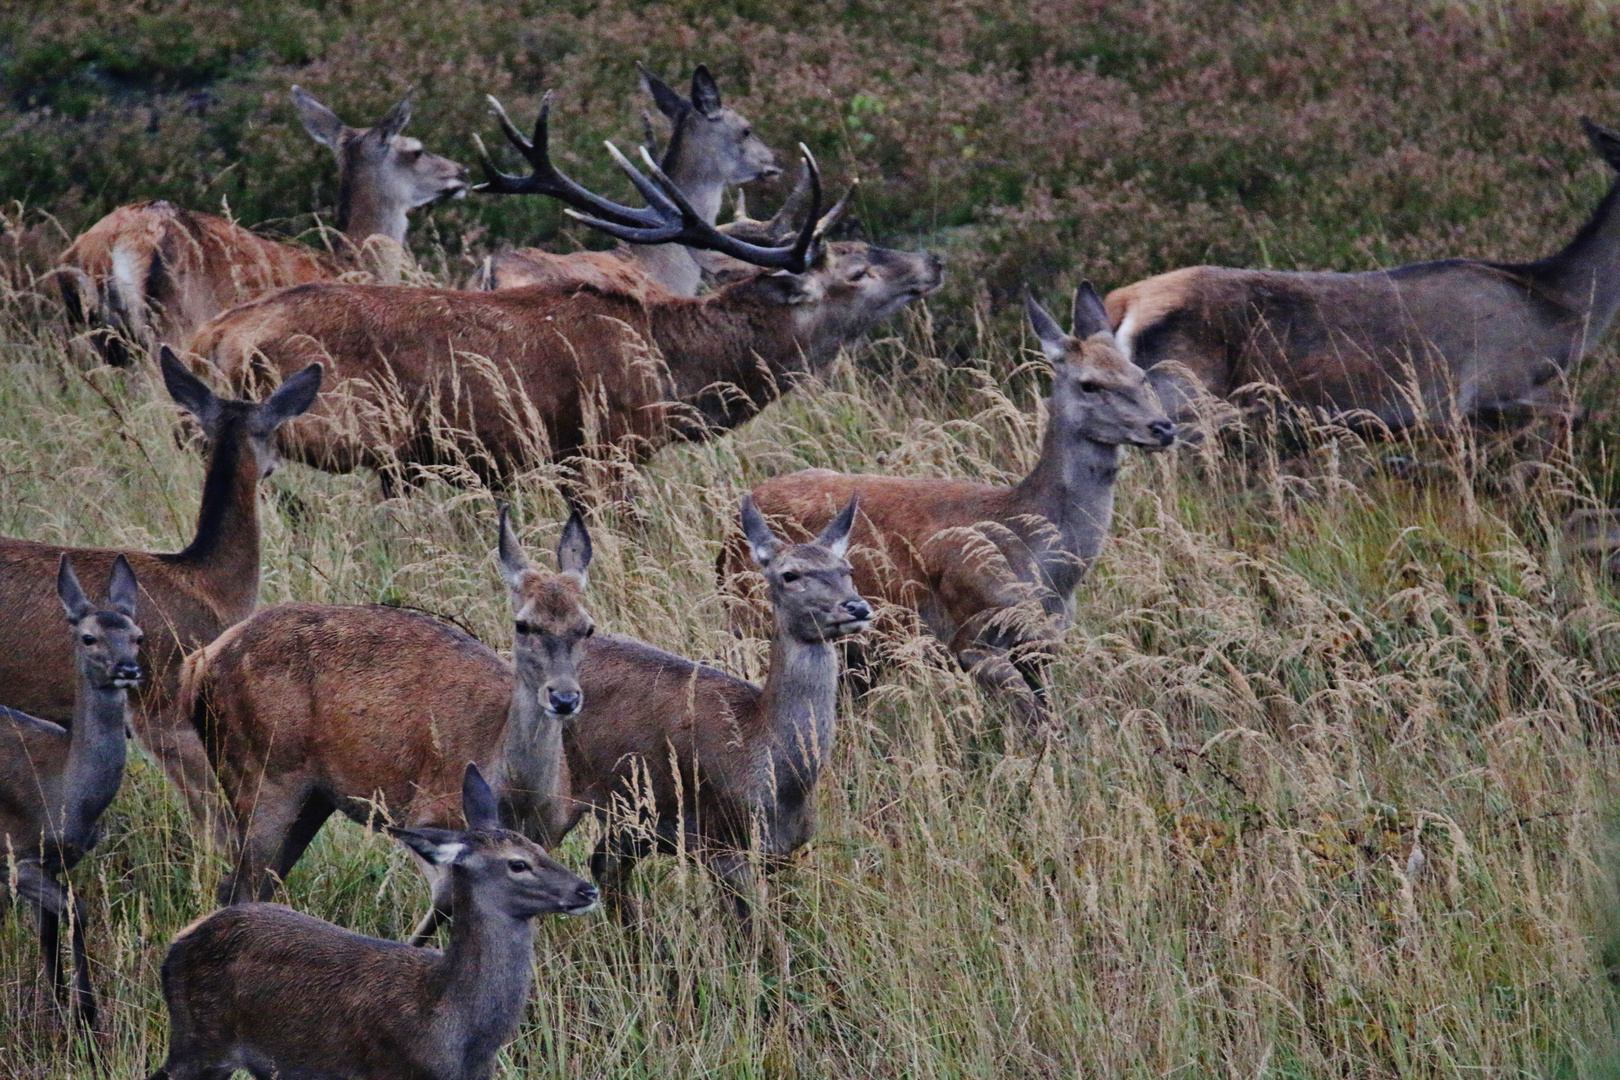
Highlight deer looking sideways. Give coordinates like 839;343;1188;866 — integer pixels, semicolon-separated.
184;496;868;932
0;348;322;847
1106;116;1620;433
144;763;599;1080
733;286;1174;730
55;87;466;367
473;64;782;297
1;556;142;1031
185;106;941;486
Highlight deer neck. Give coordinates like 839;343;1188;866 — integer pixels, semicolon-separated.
497;663;564;846
1528;173;1620;339
620;148;722;297
1010;410;1122;604
625;244;704;297
160;416;262;619
434;871;536;1072
56;667;129;855
337;172;409;245
759;628;840;823
652;295;807;431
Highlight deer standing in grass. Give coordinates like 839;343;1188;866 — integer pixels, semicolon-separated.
0;348;321;845
56;88;466;366
186;112;941;485
474;65;781;297
1;556;142;1030
735;286;1174;730
1106;116;1620;432
144;763;599;1080
183;507;594;937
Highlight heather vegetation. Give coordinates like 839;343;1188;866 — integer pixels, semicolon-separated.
6;1;1620;1077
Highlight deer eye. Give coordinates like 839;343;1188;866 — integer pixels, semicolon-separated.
780;571;801;584
1078;381;1102;394
515;620;533;635
508;859;531;874
81;635;96;646
583;625;595;637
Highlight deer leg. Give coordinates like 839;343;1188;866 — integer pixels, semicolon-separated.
135;700;235;854
702;849;757;932
65;890;98;1030
267;789;335;886
13;862;73;1016
591;828;652;926
219;779;316;905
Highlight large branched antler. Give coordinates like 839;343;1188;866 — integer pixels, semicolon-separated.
565;142;824;273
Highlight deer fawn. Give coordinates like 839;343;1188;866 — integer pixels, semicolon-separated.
182;507;593;931
474;64;781;297
56;87;466;366
734;286;1174;731
144;763;598;1080
0;348;320;848
1;555;143;1029
187;117;941;484
1106;116;1620;433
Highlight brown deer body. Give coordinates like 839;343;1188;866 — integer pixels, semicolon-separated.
1;556;143;1029
1106;117;1620;432
475;66;780;297
145;764;598;1080
56;89;466;366
183;509;593;912
0;349;321;843
736;286;1173;728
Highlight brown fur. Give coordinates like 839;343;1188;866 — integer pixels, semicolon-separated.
187;242;943;482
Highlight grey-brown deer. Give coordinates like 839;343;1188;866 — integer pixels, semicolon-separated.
56;87;466;366
144;763;598;1080
733;286;1173;730
1105;116;1620;433
473;65;781;297
1;555;143;1030
183;507;594;927
185;116;941;485
0;347;321;845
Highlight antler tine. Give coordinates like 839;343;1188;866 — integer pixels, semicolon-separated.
815;177;857;240
490;92;537;156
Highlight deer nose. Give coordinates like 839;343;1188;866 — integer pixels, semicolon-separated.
1150;419;1176;446
578;883;600;904
843;599;873;622
114;662;143;684
547;689;582;716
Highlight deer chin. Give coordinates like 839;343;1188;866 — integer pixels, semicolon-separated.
825;616;871;638
561;897;602;917
112;678;142;689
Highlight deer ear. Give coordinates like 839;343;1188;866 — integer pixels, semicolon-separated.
57;556;91;623
1023;289;1070;363
291;86;347;149
370;91;414;143
741;495;784;568
814;496;858;559
690;65;723;119
390;827;468;867
462;763;503;831
1071;281;1112;341
556;506;593;588
160;347;222;432
497;503;532;592
639;63;689;121
264;363;322;425
107;555;139;619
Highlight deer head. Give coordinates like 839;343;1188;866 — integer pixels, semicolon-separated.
639;64;780;191
497;506;596;720
159;346;322;478
58;555;143;691
741;495;872;643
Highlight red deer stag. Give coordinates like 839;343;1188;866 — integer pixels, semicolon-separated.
187;127;941;485
183;507;594;927
1;556;142;1030
56;88;466;366
144;763;598;1080
0;348;321;844
1106;117;1620;433
732;286;1173;730
473;64;781;297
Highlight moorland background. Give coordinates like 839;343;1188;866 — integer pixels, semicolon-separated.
8;1;1620;1077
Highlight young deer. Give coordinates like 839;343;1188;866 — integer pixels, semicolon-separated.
734;286;1174;730
187;126;941;484
1;555;143;1029
474;65;781;297
144;763;599;1080
1106;116;1620;432
0;348;320;846
183;507;594;925
56;88;466;366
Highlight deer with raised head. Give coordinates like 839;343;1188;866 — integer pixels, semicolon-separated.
143;762;599;1080
187;119;941;485
1106;116;1620;433
56;88;466;366
1;555;142;1029
183;507;593;934
732;286;1174;730
474;64;781;297
0;348;321;845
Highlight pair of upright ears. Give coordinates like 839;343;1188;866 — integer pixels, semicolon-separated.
58;554;138;623
1025;282;1111;363
292;85;414;151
